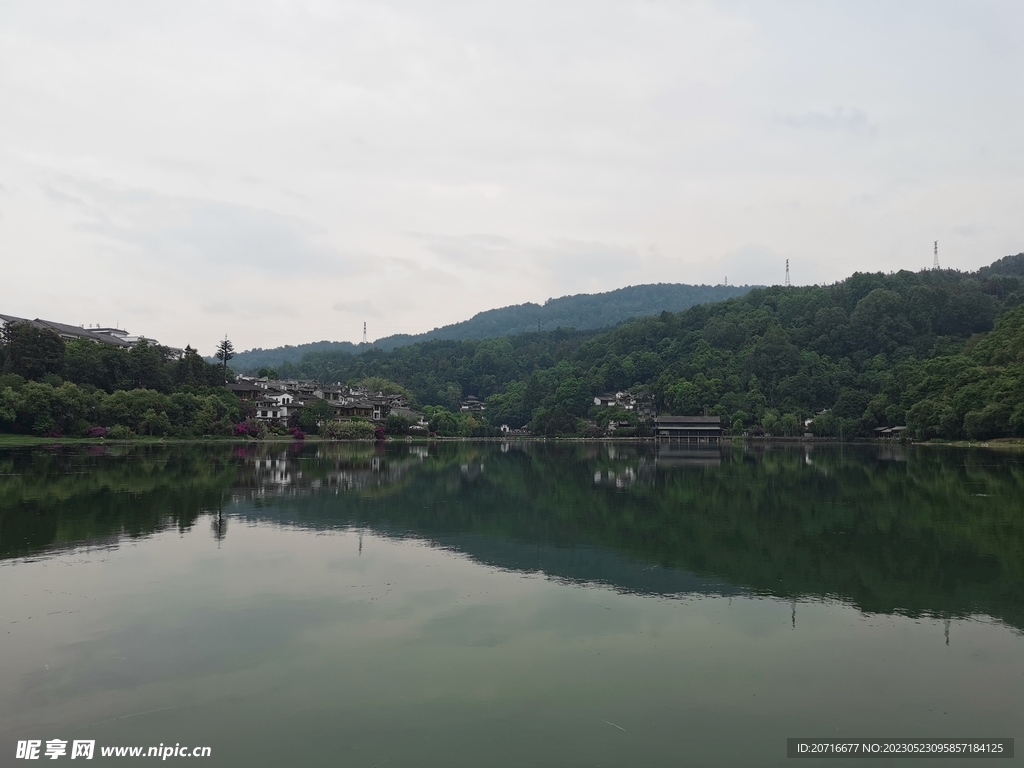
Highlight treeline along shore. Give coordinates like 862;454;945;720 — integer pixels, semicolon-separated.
3;252;1024;441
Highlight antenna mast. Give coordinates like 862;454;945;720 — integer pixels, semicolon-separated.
785;259;790;287
362;322;367;344
933;241;939;270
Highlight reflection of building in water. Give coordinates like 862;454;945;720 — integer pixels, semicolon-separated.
655;445;722;468
460;462;485;481
252;454;300;487
236;446;430;498
593;467;637;489
592;447;654;488
876;445;908;462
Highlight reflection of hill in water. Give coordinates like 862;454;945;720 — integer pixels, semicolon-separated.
436;533;746;597
2;442;1023;630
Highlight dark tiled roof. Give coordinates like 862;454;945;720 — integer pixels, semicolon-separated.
36;319;101;337
35;319;133;346
656;416;722;425
389;407;423;420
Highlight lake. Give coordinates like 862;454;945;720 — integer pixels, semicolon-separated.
1;441;1021;766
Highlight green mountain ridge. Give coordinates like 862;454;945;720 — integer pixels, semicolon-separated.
271;252;1024;440
227;282;755;372
3;253;1023;441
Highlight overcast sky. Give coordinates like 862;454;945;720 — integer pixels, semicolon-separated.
1;1;1022;353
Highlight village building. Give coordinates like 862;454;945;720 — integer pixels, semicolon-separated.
227;375;422;430
635;399;657;421
0;314;175;352
317;385;348;403
389;406;429;429
654;415;723;441
460;396;485;413
332;401;374;420
593;390;654;420
874;425;908;439
227;382;264;400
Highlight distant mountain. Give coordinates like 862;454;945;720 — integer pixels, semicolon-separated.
228;283;755;372
221;340;366;373
977;252;1024;278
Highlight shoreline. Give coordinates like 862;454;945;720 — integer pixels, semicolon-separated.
1;433;1022;451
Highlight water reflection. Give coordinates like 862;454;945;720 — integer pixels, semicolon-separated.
2;441;1023;632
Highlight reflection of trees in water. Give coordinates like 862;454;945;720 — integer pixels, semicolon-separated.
0;445;237;559
211;506;228;544
262;442;1024;631
2;442;1024;632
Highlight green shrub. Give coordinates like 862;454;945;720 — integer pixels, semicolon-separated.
320;419;377;440
108;424;135;440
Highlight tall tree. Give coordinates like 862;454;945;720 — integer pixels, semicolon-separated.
215;336;235;384
1;322;65;380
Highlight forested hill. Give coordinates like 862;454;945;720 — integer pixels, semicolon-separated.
225;339;365;373
371;283;754;350
2;253;1024;440
228;282;754;372
274;253;1024;440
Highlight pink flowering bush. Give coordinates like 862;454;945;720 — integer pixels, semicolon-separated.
233;419;267;439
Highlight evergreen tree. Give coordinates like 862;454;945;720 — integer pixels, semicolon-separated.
215;336;235;384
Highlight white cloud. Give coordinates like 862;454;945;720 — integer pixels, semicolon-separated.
780;107;877;137
333;299;382;319
0;0;1022;352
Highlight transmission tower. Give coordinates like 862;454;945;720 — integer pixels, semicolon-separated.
785;259;790;287
724;276;728;287
933;241;940;270
362;322;367;344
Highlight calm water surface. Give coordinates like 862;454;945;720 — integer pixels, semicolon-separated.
0;442;1021;766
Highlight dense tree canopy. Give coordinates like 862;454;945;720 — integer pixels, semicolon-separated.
0;325;236;437
3;253;1023;440
273;257;1024;439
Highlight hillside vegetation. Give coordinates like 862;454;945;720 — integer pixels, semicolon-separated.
274;254;1024;439
229;282;753;371
0;324;242;438
4;254;1023;441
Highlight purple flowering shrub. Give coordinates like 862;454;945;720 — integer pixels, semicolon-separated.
233;419;266;439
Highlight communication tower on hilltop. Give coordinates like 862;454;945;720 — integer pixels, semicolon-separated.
362;322;367;344
785;259;791;287
933;241;940;270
